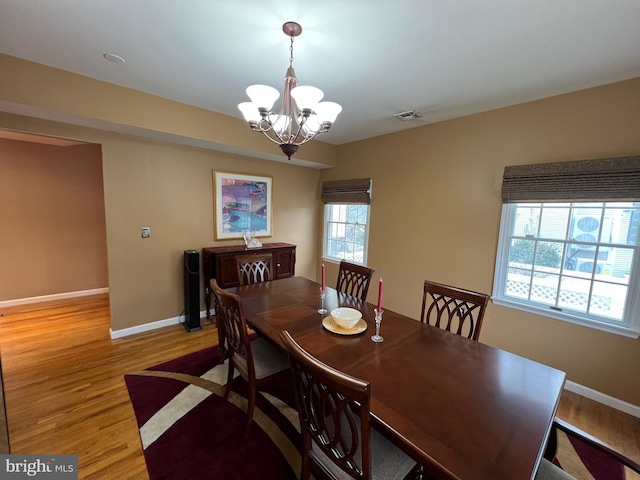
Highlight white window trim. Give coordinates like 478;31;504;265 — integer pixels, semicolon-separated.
492;204;640;339
322;204;371;266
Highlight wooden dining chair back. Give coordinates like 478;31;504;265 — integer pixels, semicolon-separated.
210;279;228;363
336;260;375;301
236;253;273;286
280;330;416;480
536;417;640;479
210;279;290;438
420;280;490;341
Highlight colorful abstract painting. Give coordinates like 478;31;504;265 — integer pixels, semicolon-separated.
213;171;272;240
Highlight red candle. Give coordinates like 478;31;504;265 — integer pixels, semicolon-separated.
321;264;326;290
377;278;383;311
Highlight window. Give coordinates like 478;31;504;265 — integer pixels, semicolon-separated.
323;204;370;264
321;178;371;265
493;156;640;338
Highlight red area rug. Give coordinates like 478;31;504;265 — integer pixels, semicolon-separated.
553;429;639;480
124;345;300;480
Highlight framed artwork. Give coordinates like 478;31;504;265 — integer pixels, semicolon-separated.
213;170;273;240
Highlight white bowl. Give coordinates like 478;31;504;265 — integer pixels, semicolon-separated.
331;307;362;329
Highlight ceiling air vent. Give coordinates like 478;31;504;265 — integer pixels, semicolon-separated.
393;110;423;121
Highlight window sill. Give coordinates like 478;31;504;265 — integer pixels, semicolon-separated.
321;257;341;265
492;297;640;339
322;256;366;266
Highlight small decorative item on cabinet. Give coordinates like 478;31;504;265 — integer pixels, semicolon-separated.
242;230;262;249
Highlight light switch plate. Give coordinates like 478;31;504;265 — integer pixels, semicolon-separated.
141;227;150;238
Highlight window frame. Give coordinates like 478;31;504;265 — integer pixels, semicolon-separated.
492;202;640;338
322;203;371;265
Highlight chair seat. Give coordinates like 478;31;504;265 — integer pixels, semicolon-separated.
312;418;416;480
369;427;416;479
251;337;290;379
535;459;575;480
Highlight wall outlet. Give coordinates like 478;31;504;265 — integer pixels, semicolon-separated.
141;227;150;238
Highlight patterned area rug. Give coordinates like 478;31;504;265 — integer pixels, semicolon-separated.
554;429;640;480
125;345;635;480
124;345;300;480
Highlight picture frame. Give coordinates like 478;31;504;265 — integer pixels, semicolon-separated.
213;170;273;240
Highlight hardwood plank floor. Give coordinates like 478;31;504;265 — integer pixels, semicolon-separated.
0;294;217;479
0;294;638;479
556;390;640;468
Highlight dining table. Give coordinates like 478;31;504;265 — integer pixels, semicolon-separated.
227;275;566;480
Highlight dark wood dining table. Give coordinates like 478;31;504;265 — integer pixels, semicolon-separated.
227;276;566;480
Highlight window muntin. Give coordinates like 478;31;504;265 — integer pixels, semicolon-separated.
493;202;640;337
323;204;369;264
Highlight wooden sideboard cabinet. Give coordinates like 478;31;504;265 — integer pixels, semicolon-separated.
202;242;296;318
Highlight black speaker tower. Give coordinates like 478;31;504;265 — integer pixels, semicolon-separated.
183;250;202;332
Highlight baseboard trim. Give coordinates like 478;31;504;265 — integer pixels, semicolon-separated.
564;380;640;419
0;288;109;308
110;310;208;339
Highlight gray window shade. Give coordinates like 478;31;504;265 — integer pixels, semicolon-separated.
322;178;372;204
501;155;640;203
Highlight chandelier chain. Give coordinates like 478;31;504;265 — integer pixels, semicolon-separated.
289;34;294;68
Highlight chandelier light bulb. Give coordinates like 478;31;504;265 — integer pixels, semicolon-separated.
290;85;324;111
314;101;343;123
238;102;261;123
271;115;291;135
245;85;280;110
301;114;321;135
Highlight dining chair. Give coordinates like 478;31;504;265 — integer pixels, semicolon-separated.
336;260;375;301
236;253;274;286
420;280;490;341
536;417;640;479
210;279;290;438
280;330;417;480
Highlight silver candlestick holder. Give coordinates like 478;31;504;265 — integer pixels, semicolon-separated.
371;308;384;342
318;287;327;315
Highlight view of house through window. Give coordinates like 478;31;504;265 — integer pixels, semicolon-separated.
323;204;369;264
493;202;640;336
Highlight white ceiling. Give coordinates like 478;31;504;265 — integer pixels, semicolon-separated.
1;0;639;146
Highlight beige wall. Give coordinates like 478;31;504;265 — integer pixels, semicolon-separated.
0;138;108;300
0;114;322;332
100;135;320;332
325;77;640;406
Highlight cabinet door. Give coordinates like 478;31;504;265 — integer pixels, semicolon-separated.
274;248;295;279
216;255;240;288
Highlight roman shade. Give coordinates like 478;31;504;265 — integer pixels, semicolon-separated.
321;178;372;204
501;155;640;203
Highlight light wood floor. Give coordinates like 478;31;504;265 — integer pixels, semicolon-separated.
0;294;217;479
0;294;638;479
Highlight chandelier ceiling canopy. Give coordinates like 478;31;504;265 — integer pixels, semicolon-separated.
238;22;342;160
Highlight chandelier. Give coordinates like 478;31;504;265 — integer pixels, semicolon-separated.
238;22;342;160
